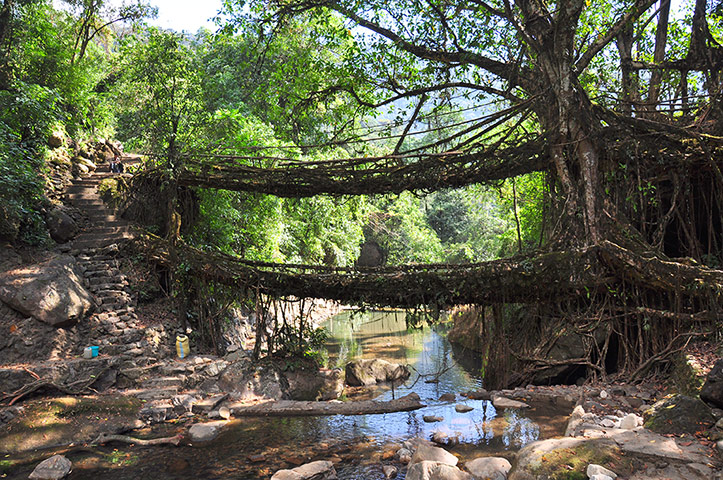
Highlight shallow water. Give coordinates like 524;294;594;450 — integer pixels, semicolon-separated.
5;310;569;479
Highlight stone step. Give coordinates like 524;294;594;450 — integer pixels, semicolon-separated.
70;199;104;207
72;234;133;251
90;283;128;293
142;376;184;388
135;387;179;401
79;226;130;236
78;261;120;270
87;277;118;288
86;214;123;223
99;294;131;304
85;268;120;277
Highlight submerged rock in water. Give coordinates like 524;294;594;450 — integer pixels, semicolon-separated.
463;389;490;400
29;455;72;480
439;393;456;402
492;396;530;409
423;415;444;423
345;359;410;386
270;460;338;480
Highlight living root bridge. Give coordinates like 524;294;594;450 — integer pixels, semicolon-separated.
139;235;723;308
171;145;546;197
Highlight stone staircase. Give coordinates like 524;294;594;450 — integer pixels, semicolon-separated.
65;170;134;252
60;162;226;420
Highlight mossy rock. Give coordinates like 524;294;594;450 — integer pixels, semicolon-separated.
510;437;635;480
643;394;714;435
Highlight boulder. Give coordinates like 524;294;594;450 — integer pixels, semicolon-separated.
48;133;64;148
46;207;78;243
701;359;723;409
271;460;338;480
509;437;620;480
643;395;715;434
217;360;284;400
0;255;94;327
455;404;474;413
72;155;97;172
188;421;224;442
410;444;458;466
406;461;473;480
345;359;410;386
464;389;490;400
465;457;511;480
285;368;344;401
29;455;72;479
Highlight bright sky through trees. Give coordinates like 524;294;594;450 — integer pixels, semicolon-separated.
147;0;222;32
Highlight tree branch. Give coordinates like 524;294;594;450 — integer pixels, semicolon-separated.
575;0;657;73
327;1;517;82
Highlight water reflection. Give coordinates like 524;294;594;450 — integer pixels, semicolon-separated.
321;310;565;450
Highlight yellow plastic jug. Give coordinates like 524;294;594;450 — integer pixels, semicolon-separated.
176;334;190;359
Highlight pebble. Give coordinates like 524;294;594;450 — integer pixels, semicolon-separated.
382;465;398;479
587;464;617;479
620;413;642;430
396;447;412;463
600;390;609;399
601;418;617;428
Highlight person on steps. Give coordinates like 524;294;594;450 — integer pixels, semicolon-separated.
110;155;123;173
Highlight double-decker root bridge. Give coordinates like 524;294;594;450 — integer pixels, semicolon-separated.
140;235;723;311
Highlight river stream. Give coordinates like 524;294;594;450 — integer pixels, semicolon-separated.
6;310;570;479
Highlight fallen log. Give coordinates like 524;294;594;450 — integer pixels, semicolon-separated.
228;392;425;417
91;432;182;447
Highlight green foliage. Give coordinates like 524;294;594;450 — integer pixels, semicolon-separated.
211;7;373;145
115;28;206;163
367;192;445;264
0;82;62;243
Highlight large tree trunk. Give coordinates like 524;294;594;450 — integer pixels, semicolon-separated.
616;23;640;116
646;0;671;116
